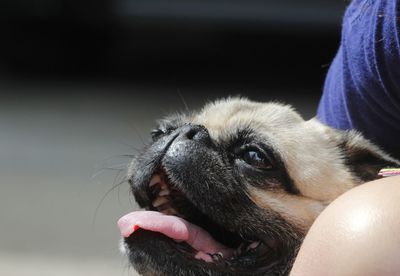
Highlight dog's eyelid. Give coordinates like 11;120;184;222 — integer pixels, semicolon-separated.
228;137;255;154
239;143;270;156
150;128;165;140
234;143;276;170
151;128;164;135
151;124;180;140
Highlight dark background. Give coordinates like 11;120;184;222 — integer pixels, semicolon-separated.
1;0;345;94
0;1;346;275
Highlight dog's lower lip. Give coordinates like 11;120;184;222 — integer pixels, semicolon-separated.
119;170;277;264
118;210;270;263
118;210;236;262
125;167;287;273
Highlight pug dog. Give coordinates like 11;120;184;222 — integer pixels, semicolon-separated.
118;97;399;276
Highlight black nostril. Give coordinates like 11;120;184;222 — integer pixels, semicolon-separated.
185;128;199;140
178;124;210;144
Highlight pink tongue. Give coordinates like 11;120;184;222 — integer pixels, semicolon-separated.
118;211;232;260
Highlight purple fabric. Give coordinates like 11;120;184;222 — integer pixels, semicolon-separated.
317;0;400;160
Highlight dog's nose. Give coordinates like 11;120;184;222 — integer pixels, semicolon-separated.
176;124;211;144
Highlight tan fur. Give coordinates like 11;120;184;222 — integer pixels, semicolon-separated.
278;119;356;201
191;97;392;226
193;97;303;143
248;189;326;232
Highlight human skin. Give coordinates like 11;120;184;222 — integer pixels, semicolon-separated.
290;175;400;276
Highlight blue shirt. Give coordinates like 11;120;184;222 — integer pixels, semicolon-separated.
317;0;400;160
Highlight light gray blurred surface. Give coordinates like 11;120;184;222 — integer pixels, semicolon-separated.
0;251;132;276
0;83;318;275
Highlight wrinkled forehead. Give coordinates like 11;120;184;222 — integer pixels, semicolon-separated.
192;99;304;142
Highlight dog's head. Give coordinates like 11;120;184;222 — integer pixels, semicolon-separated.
119;98;399;276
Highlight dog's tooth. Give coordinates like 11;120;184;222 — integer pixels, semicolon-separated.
233;243;244;257
159;189;170;196
248;241;261;249
162;208;177;215
160;183;168;190
153;196;169;207
244;241;261;253
210;252;224;262
149;174;161;187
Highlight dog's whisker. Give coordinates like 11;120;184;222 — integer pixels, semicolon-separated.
92;178;128;228
92;154;134;180
128;124;147;147
177;89;190;112
90;167;125;180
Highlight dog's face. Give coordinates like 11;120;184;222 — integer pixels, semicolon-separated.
120;98;399;276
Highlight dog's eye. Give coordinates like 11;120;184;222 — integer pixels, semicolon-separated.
150;129;165;141
242;149;273;170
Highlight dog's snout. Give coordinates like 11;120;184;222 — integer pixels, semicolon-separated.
163;124;214;180
177;124;210;144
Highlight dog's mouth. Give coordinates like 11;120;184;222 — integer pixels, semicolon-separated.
119;168;283;274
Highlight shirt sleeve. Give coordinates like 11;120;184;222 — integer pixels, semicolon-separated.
317;0;400;159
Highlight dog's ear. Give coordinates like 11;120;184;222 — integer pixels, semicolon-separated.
339;131;400;182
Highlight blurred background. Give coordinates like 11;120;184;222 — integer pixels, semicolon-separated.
0;0;346;275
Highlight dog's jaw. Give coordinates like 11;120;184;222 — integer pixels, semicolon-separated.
120;97;400;276
121;120;303;275
122;165;300;275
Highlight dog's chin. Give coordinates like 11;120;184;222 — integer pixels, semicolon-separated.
125;230;281;276
122;169;290;276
